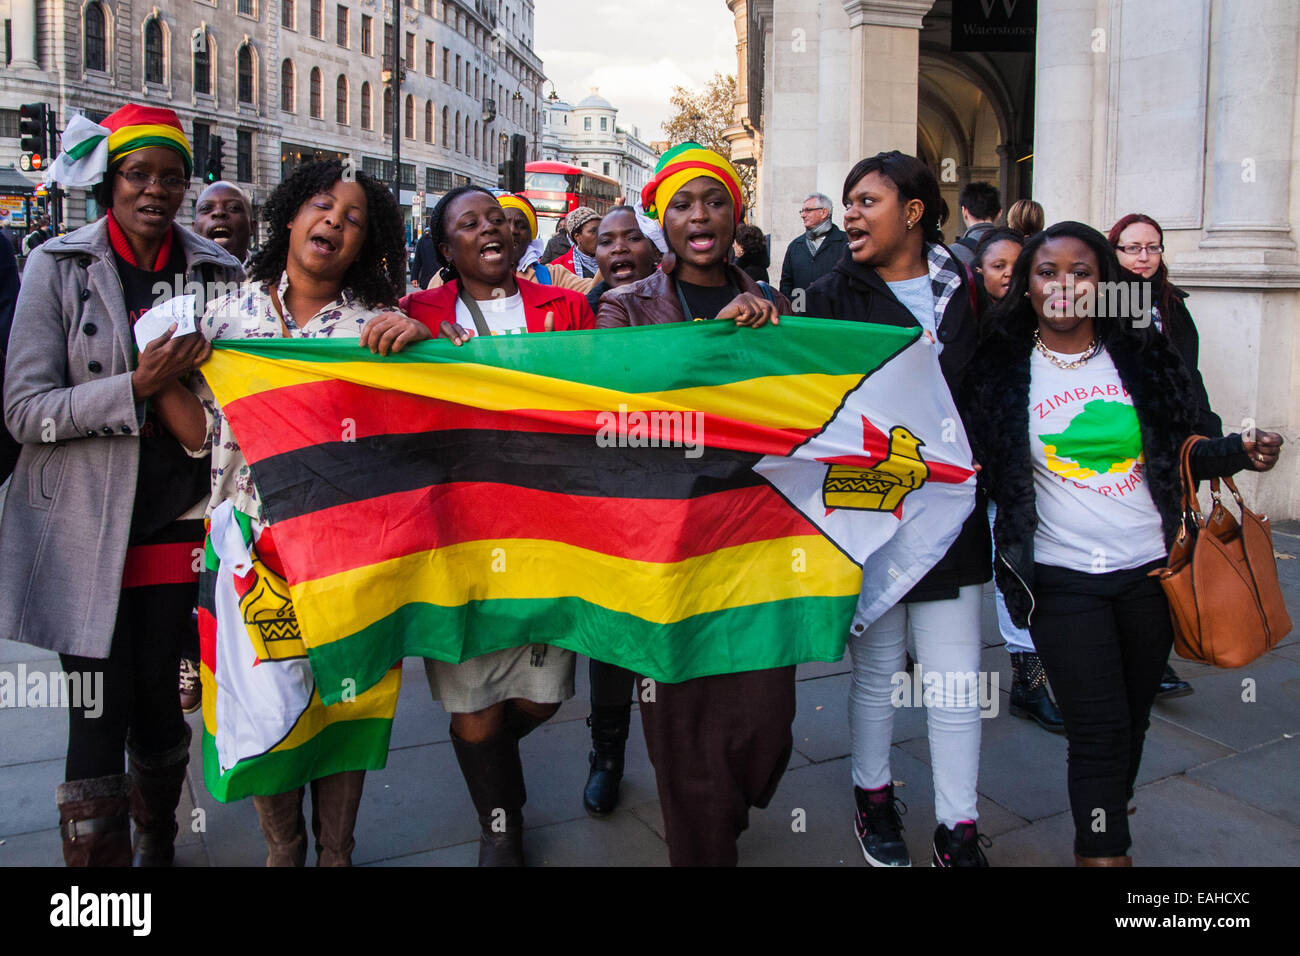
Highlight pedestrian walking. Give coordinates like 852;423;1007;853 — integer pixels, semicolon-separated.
964;220;1283;865
597;143;789;867
778;192;847;306
805;150;992;867
0;104;243;866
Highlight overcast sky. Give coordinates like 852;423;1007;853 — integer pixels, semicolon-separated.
534;0;737;141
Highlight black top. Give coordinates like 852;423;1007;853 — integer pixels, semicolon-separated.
0;233;20;481
114;241;212;543
586;279;612;316
677;278;740;322
736;250;770;285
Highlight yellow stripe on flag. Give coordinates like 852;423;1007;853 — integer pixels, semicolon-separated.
201;349;861;431
290;534;861;649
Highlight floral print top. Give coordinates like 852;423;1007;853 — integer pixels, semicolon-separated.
189;273;381;521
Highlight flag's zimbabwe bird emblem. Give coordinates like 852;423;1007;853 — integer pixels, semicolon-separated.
823;424;929;512
235;557;306;661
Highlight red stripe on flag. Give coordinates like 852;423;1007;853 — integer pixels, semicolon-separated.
268;482;823;581
198;606;216;674
223;379;814;463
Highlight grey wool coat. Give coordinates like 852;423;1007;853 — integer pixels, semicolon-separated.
0;217;243;658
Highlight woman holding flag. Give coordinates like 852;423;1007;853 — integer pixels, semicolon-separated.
1;105;242;866
805;151;992;867
163;159;429;865
400;185;594;866
596;143;791;867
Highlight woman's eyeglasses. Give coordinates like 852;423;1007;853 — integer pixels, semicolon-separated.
1115;243;1163;256
116;169;189;193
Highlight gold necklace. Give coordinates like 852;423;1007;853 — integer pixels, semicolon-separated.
1034;329;1099;370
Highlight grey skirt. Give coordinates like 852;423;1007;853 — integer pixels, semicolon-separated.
424;643;576;714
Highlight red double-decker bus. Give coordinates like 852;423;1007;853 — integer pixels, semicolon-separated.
522;161;620;234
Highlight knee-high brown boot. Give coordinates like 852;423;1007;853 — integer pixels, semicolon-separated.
252;789;308;867
309;771;366;867
450;726;526;867
56;774;133;867
127;725;192;867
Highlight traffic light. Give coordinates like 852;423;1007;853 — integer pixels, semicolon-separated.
19;102;49;159
508;134;527;194
497;160;512;191
206;136;225;183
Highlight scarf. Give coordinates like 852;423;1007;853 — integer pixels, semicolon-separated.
572;245;600;279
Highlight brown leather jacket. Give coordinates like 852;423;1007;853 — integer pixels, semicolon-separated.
595;261;789;327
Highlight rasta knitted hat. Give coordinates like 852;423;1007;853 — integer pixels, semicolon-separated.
641;142;744;225
498;194;539;240
48;104;193;188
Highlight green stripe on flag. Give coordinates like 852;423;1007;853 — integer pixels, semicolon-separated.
211;316;919;393
307;594;856;706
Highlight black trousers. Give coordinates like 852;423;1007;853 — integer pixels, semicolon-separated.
639;666;796;866
1029;560;1172;858
588;657;636;708
59;581;196;781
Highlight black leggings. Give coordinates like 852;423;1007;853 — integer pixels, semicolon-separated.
59;582;196;781
1028;560;1172;858
589;657;636;708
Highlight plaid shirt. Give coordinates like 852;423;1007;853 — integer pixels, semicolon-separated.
927;242;967;338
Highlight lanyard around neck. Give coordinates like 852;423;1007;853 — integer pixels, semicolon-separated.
456;282;494;337
674;274;738;322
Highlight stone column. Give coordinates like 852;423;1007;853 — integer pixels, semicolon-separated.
1199;0;1298;258
842;0;933;157
9;0;39;71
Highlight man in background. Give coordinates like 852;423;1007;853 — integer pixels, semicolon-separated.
950;181;1001;266
193;181;253;263
779;193;846;308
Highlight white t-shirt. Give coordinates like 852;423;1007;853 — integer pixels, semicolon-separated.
455;292;527;336
886;274;941;352
1029;346;1167;573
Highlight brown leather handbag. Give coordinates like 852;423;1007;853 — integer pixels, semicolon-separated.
1150;436;1292;667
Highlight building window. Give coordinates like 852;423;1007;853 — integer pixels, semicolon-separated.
442;48;449;82
383;22;393;65
603;161;610;175
310;67;322;118
405;31;414;70
238;45;254;104
238;0;254;16
310;0;322;37
474;68;480;100
454;110;460;151
144;18;164;85
0;110;20;139
193;33;211;95
193;121;210;177
424;100;433;143
465;115;471;157
336;74;349;124
473;119;479;159
236;129;253;182
442;106;449;147
360;81;372;129
382;85;393;136
600;117;607;131
282;0;295;29
427;167;450;192
337;6;348;46
455;55;461;89
404;94;414;139
280;59;295;112
361;14;372;55
84;2;106;72
425;40;433;76
584;116;590;131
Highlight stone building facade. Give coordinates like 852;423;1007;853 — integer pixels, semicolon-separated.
540;88;658;207
726;0;1299;519
1;0;543;236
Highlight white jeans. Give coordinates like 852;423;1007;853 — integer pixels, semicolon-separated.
988;501;1035;653
848;584;983;828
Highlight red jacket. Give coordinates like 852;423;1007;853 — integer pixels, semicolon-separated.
399;276;596;334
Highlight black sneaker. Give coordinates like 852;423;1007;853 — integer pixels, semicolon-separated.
853;784;911;867
932;822;991;867
1156;664;1193;700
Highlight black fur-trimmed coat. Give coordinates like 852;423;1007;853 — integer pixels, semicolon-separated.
961;327;1251;629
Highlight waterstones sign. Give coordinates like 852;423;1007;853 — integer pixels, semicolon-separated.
951;0;1037;53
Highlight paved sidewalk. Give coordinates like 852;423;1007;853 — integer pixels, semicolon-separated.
3;522;1298;867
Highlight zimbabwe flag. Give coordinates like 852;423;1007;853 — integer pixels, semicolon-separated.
200;317;976;707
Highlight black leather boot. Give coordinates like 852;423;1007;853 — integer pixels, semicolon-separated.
1009;653;1065;735
583;702;631;816
1156;663;1193;699
127;725;192;866
450;726;526;867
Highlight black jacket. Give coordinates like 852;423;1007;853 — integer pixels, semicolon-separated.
806;248;991;602
1159;285;1221;437
736;248;770;285
961;327;1251;629
780;223;848;305
412;232;439;290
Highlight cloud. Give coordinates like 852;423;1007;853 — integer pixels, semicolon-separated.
535;0;736;140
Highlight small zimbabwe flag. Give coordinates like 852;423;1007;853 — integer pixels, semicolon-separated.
200;316;976;706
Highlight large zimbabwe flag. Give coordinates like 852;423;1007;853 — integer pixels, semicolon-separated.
200;317;976;706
